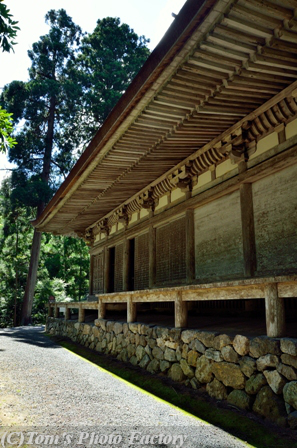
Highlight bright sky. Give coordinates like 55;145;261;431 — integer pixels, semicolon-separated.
0;0;186;182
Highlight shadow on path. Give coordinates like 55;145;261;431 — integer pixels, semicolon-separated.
0;326;59;349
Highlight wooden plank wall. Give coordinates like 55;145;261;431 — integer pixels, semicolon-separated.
194;190;244;281
135;233;150;290
253;163;297;275
155;217;187;286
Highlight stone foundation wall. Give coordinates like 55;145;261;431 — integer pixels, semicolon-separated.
47;317;297;429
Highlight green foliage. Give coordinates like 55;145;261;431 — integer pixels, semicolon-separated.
0;177;90;327
0;178;33;327
0;0;19;52
77;17;150;138
1;9;84;206
0;106;17;152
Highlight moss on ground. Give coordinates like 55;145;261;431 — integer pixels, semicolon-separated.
46;334;297;448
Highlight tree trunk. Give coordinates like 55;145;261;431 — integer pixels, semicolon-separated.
21;96;56;325
21;228;42;325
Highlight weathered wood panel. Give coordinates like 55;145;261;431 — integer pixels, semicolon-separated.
114;244;124;292
156;217;186;285
194;190;244;281
253;163;297;275
92;252;104;294
135;232;149;290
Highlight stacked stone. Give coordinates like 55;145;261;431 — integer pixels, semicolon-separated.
47;317;297;429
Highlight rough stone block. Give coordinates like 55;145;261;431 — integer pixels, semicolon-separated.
221;346;238;364
164;347;176;362
187;350;199;367
233;334;250;356
205;348;223;362
139;354;150;369
196;331;216;348
212;362;245;389
245;373;267;395
256;354;279;371
227;390;253;411
189;339;206;354
249;337;281;358
165;341;179;350
160;360;171;372
180;359;195;379
283;381;297;410
277;363;297;381
136;345;145;361
239;356;257;378
168;363;185;382
281;338;297;357
195;355;213;383
147;359;160;374
213;334;232;350
181;329;200;344
281;354;297;369
264;370;287;394
253;386;287;426
152;346;164;360
206;378;227;400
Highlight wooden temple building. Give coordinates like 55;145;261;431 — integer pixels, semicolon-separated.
34;0;297;338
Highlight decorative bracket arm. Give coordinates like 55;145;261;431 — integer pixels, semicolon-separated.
97;218;110;236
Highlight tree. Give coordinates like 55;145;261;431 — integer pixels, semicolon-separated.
0;107;16;152
1;11;150;325
0;178;33;327
77;17;150;139
0;0;19;52
1;9;83;325
0;2;19;152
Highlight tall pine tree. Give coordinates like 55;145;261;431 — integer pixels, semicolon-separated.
77;17;150;139
1;10;83;324
1;11;150;325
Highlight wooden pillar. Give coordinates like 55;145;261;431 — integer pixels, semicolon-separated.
78;304;85;323
103;247;110;293
89;254;94;295
98;297;106;319
265;283;286;337
65;305;70;321
127;296;137;323
186;209;195;283
48;304;53;317
123;238;129;291
175;292;187;328
149;226;156;288
54;304;59;318
240;183;256;277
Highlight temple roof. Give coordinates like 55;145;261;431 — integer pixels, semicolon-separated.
33;0;297;236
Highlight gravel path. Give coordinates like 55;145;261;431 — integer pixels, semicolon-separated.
0;326;251;448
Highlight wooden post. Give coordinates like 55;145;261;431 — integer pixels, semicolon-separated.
89;254;94;295
103;247;110;293
123;238;129;291
65;304;70;321
175;292;187;328
48;304;53;317
54;304;59;318
240;183;256;277
98;298;106;319
78;304;85;323
265;283;286;337
149;226;156;288
127;296;137;323
186;209;195;282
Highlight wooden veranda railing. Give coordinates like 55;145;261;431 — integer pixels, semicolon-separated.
48;275;297;338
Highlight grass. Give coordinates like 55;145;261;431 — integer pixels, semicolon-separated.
46;334;297;448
